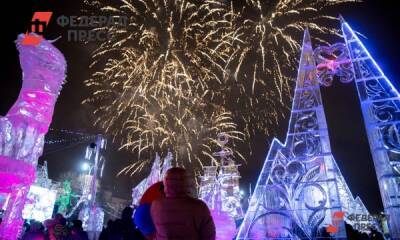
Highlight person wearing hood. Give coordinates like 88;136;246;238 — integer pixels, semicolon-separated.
150;167;216;240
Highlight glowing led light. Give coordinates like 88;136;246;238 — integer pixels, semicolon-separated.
81;162;90;171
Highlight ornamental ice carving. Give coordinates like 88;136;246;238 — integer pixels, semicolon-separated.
236;29;351;239
0;34;66;240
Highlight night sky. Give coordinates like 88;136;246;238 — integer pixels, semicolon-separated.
1;0;399;214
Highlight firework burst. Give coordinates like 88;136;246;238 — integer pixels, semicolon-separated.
83;0;356;174
83;0;244;172
220;0;355;138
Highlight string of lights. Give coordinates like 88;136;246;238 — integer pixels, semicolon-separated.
48;128;94;136
45;135;96;145
43;129;99;156
45;128;96;145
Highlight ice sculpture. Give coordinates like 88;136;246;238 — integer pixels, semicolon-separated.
56;180;77;215
313;43;353;87
199;133;243;219
340;18;400;238
34;161;53;189
199;165;218;211
0;33;66;239
79;135;105;240
79;205;104;240
131;154;161;205
236;29;348;239
199;133;242;240
210;209;237;240
334;163;375;233
161;151;173;179
22;162;58;222
131;151;174;205
22;185;57;222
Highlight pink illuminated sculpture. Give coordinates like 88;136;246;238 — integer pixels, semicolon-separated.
210;209;237;240
0;33;66;239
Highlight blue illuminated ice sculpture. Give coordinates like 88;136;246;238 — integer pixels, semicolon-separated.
340;18;400;239
236;29;348;239
312;17;400;238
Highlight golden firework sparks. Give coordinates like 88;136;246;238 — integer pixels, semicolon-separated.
83;0;356;174
84;0;244;173
222;0;356;138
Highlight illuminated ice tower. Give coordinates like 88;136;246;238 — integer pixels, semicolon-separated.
236;29;349;239
131;151;174;205
199;133;242;240
198;165;218;210
199;133;243;219
340;18;400;238
0;34;66;239
79;135;106;240
131;153;162;205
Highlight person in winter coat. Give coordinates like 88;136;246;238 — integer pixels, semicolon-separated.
150;167;216;240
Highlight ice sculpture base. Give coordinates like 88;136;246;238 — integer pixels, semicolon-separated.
0;156;35;239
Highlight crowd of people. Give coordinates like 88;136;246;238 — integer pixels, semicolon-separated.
22;214;88;240
18;167;385;240
344;223;385;240
20;167;216;240
99;167;216;240
99;207;145;240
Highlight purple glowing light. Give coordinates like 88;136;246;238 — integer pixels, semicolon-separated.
0;33;66;240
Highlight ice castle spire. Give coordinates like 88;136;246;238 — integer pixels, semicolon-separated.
131;151;174;206
199;133;243;219
236;29;348;239
341;18;400;238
